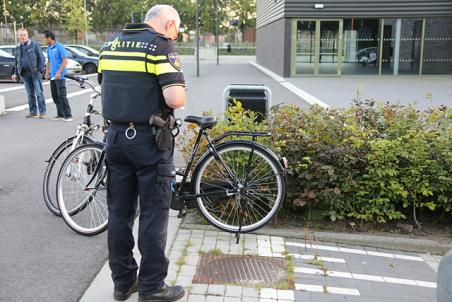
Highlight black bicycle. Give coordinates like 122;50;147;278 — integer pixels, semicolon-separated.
56;114;287;237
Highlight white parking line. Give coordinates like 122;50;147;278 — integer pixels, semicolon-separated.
295;267;437;288
295;284;360;296
289;253;346;263
0;74;97;93
249;61;330;108
6;89;93;112
286;242;424;262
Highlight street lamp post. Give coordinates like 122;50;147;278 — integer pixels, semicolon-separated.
195;0;199;77
214;0;219;65
83;0;88;45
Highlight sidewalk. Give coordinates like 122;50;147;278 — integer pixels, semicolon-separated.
80;210;441;302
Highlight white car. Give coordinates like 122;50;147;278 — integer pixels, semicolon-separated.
0;44;82;75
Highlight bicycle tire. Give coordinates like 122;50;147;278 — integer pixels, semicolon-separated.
42;135;93;216
191;140;286;233
56;143;108;236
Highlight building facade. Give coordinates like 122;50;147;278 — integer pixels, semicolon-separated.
256;0;452;76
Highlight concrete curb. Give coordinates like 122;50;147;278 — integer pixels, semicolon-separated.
0;95;5;115
180;215;452;256
79;210;182;302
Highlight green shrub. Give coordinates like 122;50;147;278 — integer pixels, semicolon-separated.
178;99;452;226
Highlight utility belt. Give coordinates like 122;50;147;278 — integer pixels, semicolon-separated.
110;114;176;152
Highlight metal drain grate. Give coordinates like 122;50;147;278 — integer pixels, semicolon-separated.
192;253;287;286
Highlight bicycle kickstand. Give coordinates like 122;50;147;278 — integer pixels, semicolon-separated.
235;206;244;244
177;209;187;219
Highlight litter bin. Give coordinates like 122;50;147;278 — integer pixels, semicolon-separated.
223;84;272;122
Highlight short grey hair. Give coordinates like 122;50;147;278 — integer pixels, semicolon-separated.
145;5;181;28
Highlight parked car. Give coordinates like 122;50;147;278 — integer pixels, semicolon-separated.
64;46;98;74
66;45;99;57
41;51;82;75
0;49;16;80
357;47;378;66
1;44;82;76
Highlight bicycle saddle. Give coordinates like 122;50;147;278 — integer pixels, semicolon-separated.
184;116;217;129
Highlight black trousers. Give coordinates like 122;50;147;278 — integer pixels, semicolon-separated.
50;79;72;118
105;123;174;295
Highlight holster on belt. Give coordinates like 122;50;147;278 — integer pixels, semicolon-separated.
149;114;175;151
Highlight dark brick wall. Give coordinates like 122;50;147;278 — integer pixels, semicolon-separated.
256;18;292;77
423;17;452;75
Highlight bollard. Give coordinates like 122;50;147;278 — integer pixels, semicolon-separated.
438;249;452;302
0;95;5;115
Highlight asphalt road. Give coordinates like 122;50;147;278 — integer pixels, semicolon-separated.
0;57;307;301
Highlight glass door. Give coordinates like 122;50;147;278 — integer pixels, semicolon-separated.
293;19;342;76
319;20;341;75
294;20;316;75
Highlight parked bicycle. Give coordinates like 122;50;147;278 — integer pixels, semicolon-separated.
42;75;103;216
56;112;288;238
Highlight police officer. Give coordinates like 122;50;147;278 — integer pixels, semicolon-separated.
98;5;186;302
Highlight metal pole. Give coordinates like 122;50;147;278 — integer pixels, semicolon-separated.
13;20;16;44
196;0;200;76
215;0;219;65
393;18;401;76
83;0;88;45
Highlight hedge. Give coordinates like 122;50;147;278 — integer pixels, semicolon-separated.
178;100;451;226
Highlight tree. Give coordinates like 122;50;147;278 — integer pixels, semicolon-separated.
227;0;256;41
64;0;88;39
91;0;141;32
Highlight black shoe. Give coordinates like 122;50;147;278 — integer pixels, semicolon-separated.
114;280;138;301
138;284;185;302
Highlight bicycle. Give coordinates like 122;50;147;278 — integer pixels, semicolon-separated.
42;75;103;216
56;114;288;238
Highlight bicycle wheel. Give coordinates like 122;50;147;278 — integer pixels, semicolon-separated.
56;143;108;236
192;141;286;233
43;135;93;216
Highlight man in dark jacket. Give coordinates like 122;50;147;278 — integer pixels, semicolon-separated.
12;28;47;118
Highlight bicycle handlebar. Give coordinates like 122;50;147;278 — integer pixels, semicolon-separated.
65;75;100;93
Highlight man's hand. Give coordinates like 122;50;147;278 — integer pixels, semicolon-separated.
11;74;17;81
55;71;61;80
45;73;50;80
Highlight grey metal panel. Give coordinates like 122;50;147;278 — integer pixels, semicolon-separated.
284;0;452;18
257;0;285;28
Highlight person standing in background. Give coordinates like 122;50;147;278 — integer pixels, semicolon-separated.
43;30;73;122
12;28;47;119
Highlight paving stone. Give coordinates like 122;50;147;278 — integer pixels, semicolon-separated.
176;276;193;287
205;296;223;302
260;288;277;299
225;285;243;297
180;265;197;277
190;283;208;295
187;294;207;302
243;287;260;297
225;297;241;302
277;289;295;300
207;284;225;296
271;244;286;253
259;299;276;302
245;298;259;302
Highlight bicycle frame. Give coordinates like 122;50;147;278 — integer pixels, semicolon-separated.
176;128;271;203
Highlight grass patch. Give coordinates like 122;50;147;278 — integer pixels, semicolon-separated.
209;248;223;256
175;239;193;275
274;253;295;290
